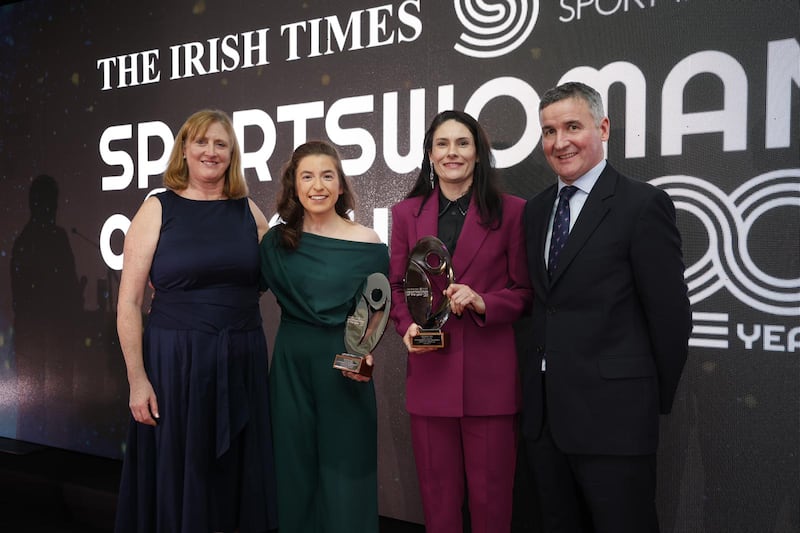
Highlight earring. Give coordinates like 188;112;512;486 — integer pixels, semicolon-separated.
429;162;435;190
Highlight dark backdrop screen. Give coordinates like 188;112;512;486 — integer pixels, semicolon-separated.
0;1;798;530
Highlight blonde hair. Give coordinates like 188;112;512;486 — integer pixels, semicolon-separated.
163;109;248;199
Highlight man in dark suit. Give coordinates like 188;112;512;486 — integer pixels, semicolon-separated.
522;81;691;532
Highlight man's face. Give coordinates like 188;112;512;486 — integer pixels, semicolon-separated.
539;96;609;184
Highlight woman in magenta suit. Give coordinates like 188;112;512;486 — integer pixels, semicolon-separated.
389;110;533;533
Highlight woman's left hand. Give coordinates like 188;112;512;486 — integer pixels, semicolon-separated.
445;283;485;316
342;353;373;382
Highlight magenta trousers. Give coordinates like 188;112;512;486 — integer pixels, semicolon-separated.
410;413;518;533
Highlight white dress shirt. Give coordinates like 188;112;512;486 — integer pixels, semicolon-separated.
543;159;607;268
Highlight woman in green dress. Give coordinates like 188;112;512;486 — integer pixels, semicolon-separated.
260;141;388;533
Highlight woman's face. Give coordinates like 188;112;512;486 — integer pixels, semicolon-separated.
295;154;343;216
183;122;232;186
428;119;477;191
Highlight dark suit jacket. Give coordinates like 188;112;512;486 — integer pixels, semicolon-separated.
522;163;691;455
390;193;533;417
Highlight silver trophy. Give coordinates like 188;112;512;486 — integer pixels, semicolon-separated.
332;273;391;377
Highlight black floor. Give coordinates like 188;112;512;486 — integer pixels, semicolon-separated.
0;438;424;533
0;440;118;532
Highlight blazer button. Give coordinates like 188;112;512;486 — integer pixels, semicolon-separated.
536;345;544;353
547;307;556;315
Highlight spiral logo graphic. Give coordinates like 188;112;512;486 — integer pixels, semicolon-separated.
650;170;800;316
453;0;539;59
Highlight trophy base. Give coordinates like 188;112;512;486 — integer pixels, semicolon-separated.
412;329;446;349
333;353;373;377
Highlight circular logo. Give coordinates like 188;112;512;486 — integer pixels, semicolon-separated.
453;0;540;59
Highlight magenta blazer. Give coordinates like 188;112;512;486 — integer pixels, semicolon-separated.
389;193;533;417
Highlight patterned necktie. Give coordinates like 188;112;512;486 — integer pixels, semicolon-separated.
547;185;578;276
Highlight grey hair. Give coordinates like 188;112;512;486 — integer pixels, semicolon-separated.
539;81;606;126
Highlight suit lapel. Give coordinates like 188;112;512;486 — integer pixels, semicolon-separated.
414;194;439;243
451;199;489;279
414;194;488;281
549;166;617;287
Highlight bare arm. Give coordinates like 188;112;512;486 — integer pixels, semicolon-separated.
117;196;162;426
248;198;270;242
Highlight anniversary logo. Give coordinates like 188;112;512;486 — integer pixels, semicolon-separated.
0;1;797;530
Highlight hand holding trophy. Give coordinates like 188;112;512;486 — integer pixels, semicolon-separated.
332;272;392;378
403;236;455;349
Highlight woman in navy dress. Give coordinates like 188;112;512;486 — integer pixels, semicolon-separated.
115;109;277;533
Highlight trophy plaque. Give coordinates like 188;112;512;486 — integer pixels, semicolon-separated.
332;273;392;377
404;236;455;348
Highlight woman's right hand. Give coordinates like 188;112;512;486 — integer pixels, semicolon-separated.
128;374;160;426
403;323;439;354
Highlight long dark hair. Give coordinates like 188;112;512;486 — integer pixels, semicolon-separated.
407;110;503;229
275;140;356;249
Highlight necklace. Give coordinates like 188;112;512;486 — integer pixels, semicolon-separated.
440;199;467;217
438;193;469;217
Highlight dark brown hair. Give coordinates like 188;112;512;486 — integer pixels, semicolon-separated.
275;140;356;249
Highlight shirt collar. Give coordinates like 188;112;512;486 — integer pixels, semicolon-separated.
557;159;606;196
438;187;472;217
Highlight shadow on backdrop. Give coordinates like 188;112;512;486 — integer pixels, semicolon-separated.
11;174;127;454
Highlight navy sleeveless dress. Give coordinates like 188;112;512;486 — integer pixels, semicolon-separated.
115;190;278;533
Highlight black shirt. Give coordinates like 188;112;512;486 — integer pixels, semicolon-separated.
437;187;471;255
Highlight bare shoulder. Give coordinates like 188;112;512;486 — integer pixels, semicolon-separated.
131;195;163;229
247;197;265;214
141;193;162;210
344;221;382;244
247;198;269;240
122;195;162;269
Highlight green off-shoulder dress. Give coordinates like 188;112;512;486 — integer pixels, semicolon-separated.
260;227;389;533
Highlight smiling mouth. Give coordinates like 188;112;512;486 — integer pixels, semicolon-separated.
310;195;327;200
